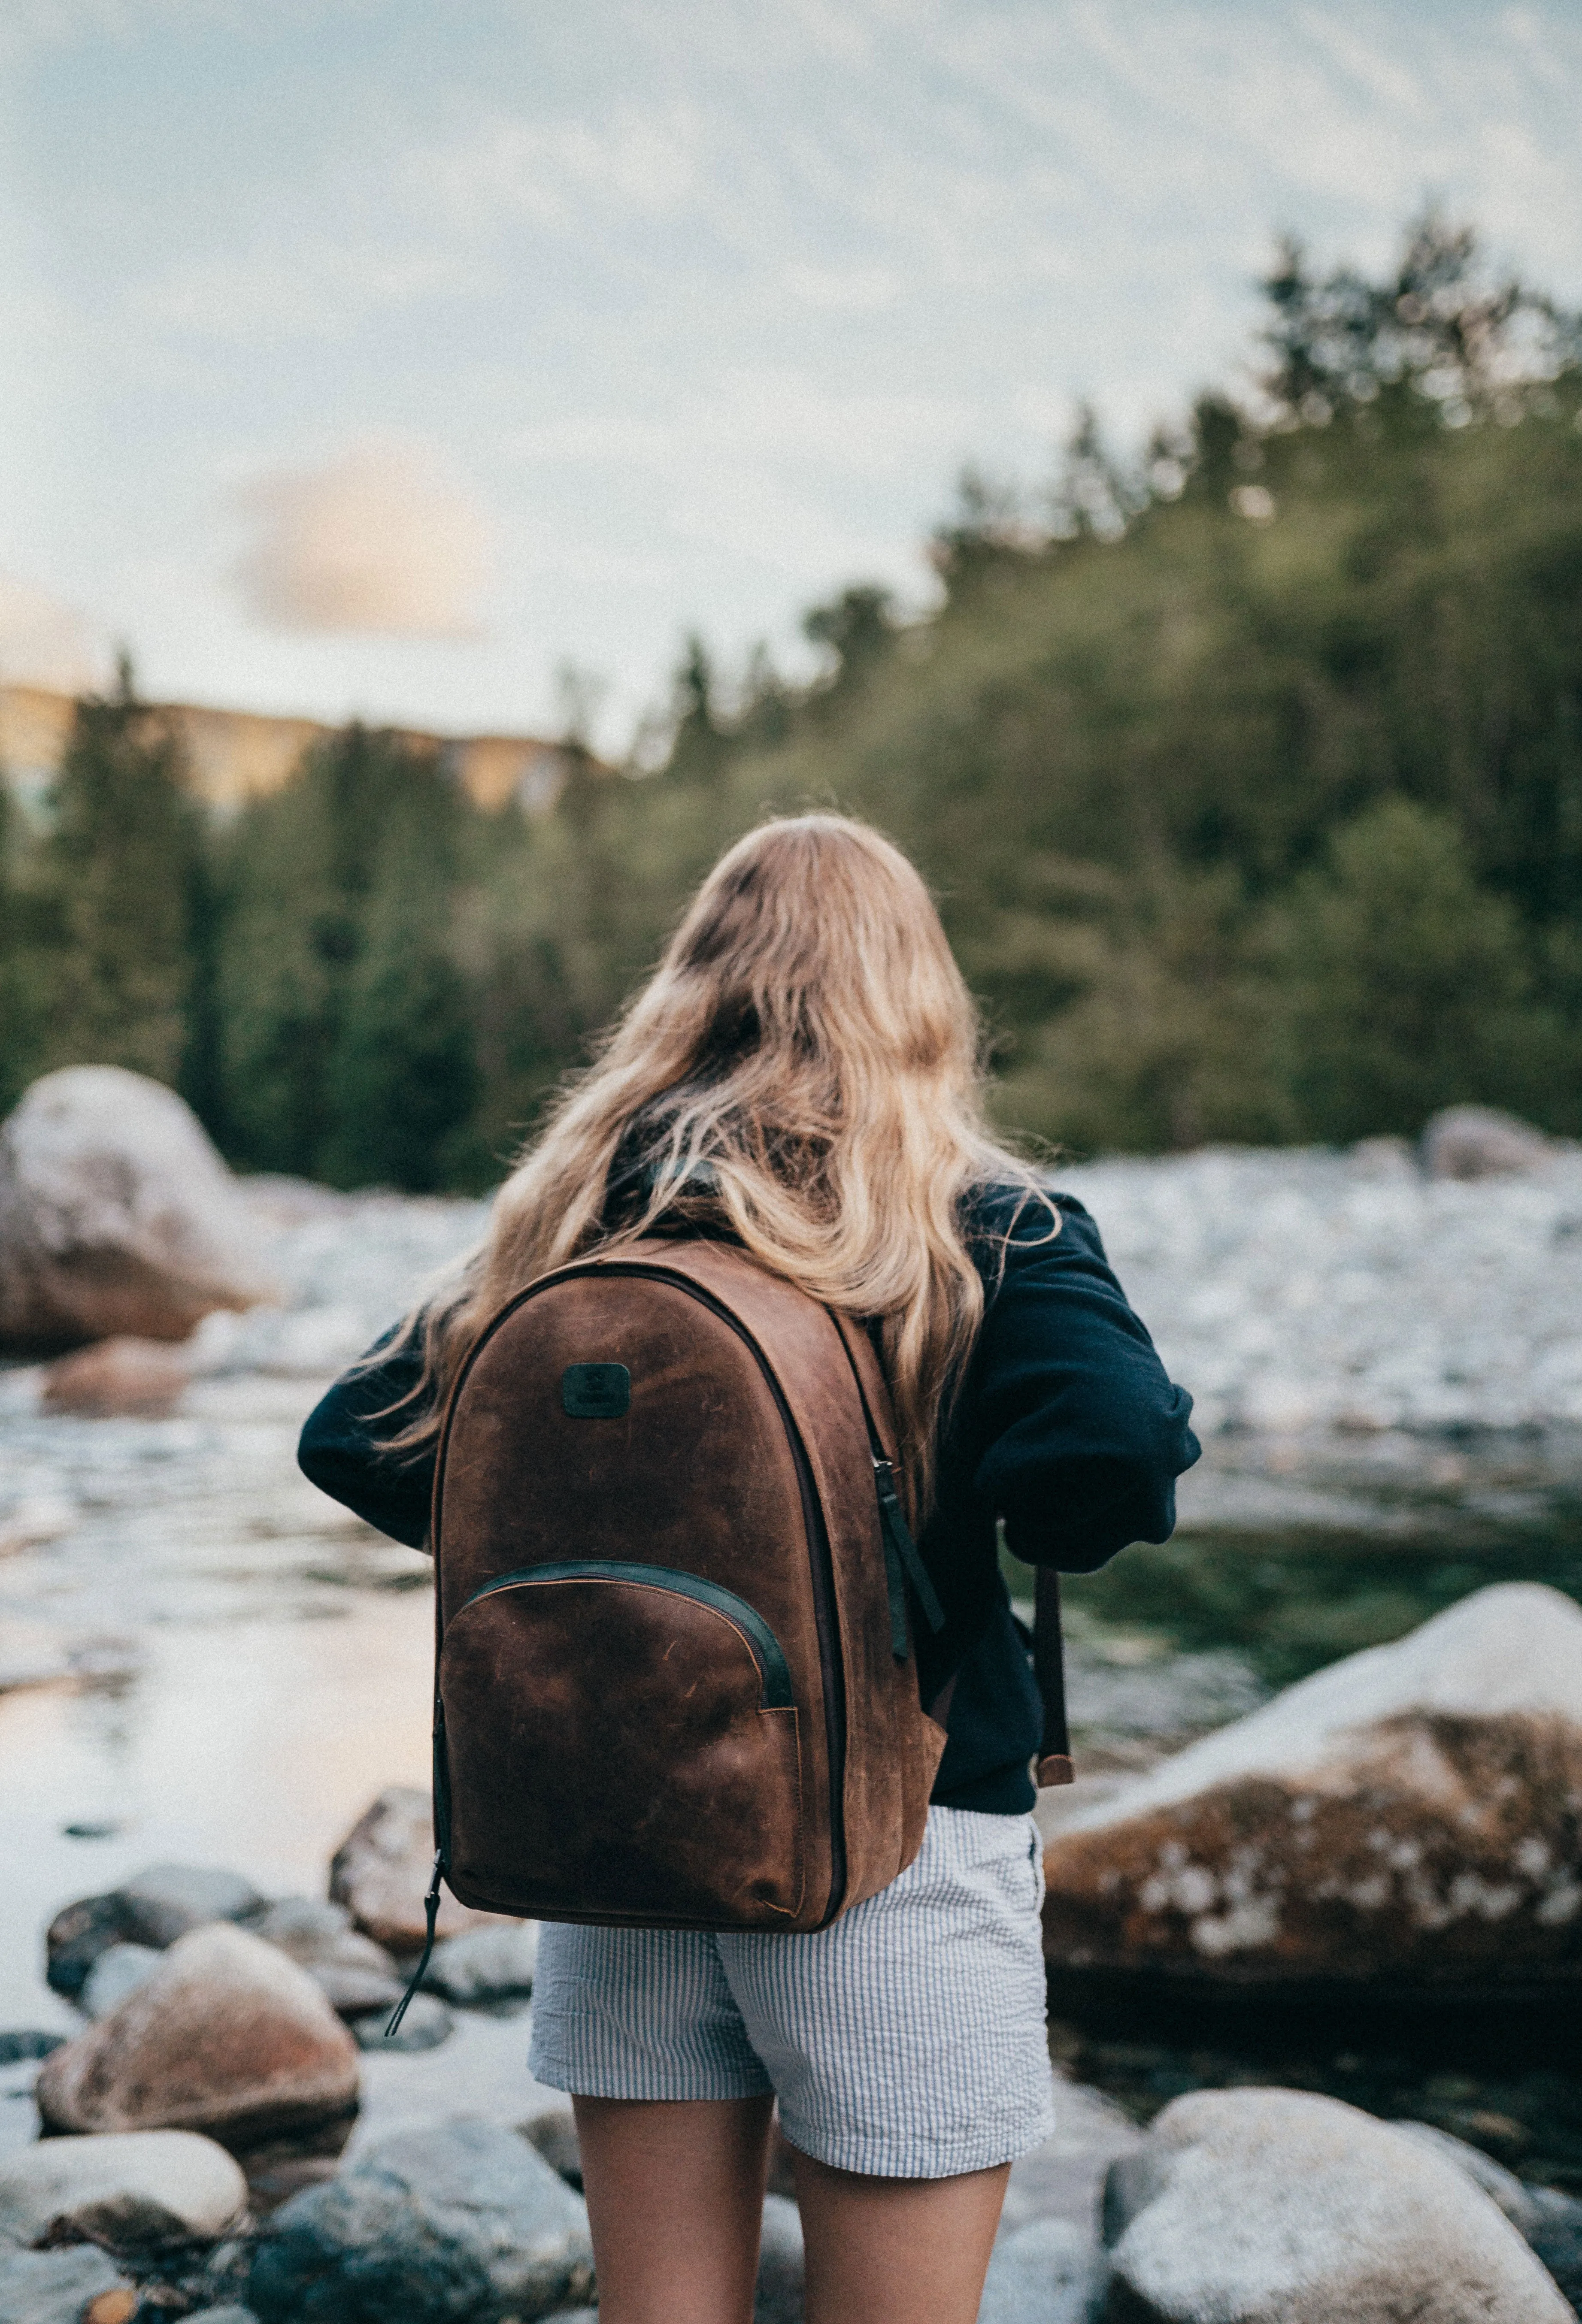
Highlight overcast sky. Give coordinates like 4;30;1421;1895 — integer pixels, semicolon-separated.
3;1;1580;750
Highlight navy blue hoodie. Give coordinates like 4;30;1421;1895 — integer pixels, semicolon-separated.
297;1183;1198;1814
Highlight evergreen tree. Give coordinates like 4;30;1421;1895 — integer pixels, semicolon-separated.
33;657;200;1086
324;753;481;1191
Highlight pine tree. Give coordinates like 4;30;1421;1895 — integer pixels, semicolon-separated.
34;657;200;1087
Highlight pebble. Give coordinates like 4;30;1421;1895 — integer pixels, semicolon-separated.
353;1993;453;2051
115;1862;268;1948
0;2030;64;2063
80;1941;162;2020
1059;1138;1582;1437
421;1920;539;2006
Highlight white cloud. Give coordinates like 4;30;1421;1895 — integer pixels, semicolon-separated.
0;573;105;690
232;439;494;638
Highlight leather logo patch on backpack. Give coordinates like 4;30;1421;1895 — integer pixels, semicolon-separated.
561;1361;631;1418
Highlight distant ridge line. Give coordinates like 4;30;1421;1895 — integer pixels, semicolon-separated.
0;681;601;819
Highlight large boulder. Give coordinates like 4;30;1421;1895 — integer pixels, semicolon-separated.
35;1923;360;2161
1100;2088;1571;2321
329;1790;514;1951
1420;1105;1554;1180
0;2128;247;2254
0;1067;273;1351
1043;1583;1582;2002
247;2117;594;2323
41;1334;191;1415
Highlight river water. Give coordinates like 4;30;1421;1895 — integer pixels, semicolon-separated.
3;1153;1581;2183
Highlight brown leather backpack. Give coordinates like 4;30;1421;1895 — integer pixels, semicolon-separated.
389;1235;1071;2029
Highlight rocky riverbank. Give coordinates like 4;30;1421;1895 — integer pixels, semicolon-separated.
6;1074;1582;2315
4;1774;1580;2323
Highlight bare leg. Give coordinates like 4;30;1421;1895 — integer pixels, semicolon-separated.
571;2092;775;2324
791;2145;1011;2324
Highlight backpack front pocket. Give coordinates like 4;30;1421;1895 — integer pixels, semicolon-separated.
439;1561;805;1928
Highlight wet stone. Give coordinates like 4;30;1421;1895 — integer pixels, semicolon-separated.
352;1993;452;2051
976;2216;1108;2323
248;2115;594;2324
115;1863;268;1950
754;2192;804;2324
420;1921;539;2007
520;2106;582;2191
0;2030;65;2064
80;1942;162;2020
0;2127;248;2255
0;2243;132;2324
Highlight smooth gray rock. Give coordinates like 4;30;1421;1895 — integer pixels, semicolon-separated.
80;1941;162;2021
0;1065;274;1349
421;1921;539;2006
0;2242;130;2322
0;2126;247;2254
245;1898;355;1949
184;2310;260;2324
352;1993;452;2051
45;1892;133;2000
1421;1105;1553;1181
248;2115;594;2322
1102;2087;1572;2322
538;2314;597;2323
1525;2192;1582;2312
521;2106;582;2190
1391;2121;1547;2234
307;1962;406;2019
116;1862;268;1949
977;2217;1106;2321
755;2191;804;2324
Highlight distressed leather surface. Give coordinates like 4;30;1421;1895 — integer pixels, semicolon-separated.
441;1574;804;1924
433;1238;944;1930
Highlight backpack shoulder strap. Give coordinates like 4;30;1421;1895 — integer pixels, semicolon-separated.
1033;1566;1074;1787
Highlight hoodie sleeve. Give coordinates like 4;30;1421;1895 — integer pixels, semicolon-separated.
297;1327;438;1550
968;1189;1199;1571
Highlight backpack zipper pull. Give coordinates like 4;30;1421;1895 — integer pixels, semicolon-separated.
873;1456;946;1661
385;1851;442;2037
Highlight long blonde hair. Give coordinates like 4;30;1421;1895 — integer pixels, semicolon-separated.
400;813;1052;1520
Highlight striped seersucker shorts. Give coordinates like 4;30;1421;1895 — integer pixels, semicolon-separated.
526;1804;1056;2179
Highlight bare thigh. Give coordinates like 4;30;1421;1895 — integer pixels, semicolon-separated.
572;2094;1009;2324
572;2093;774;2324
791;2143;1009;2324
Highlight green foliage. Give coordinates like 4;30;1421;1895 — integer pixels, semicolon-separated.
215;726;487;1189
1272;800;1570;1139
7;662;201;1098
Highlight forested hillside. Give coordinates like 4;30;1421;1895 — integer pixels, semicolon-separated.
4;217;1581;1187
